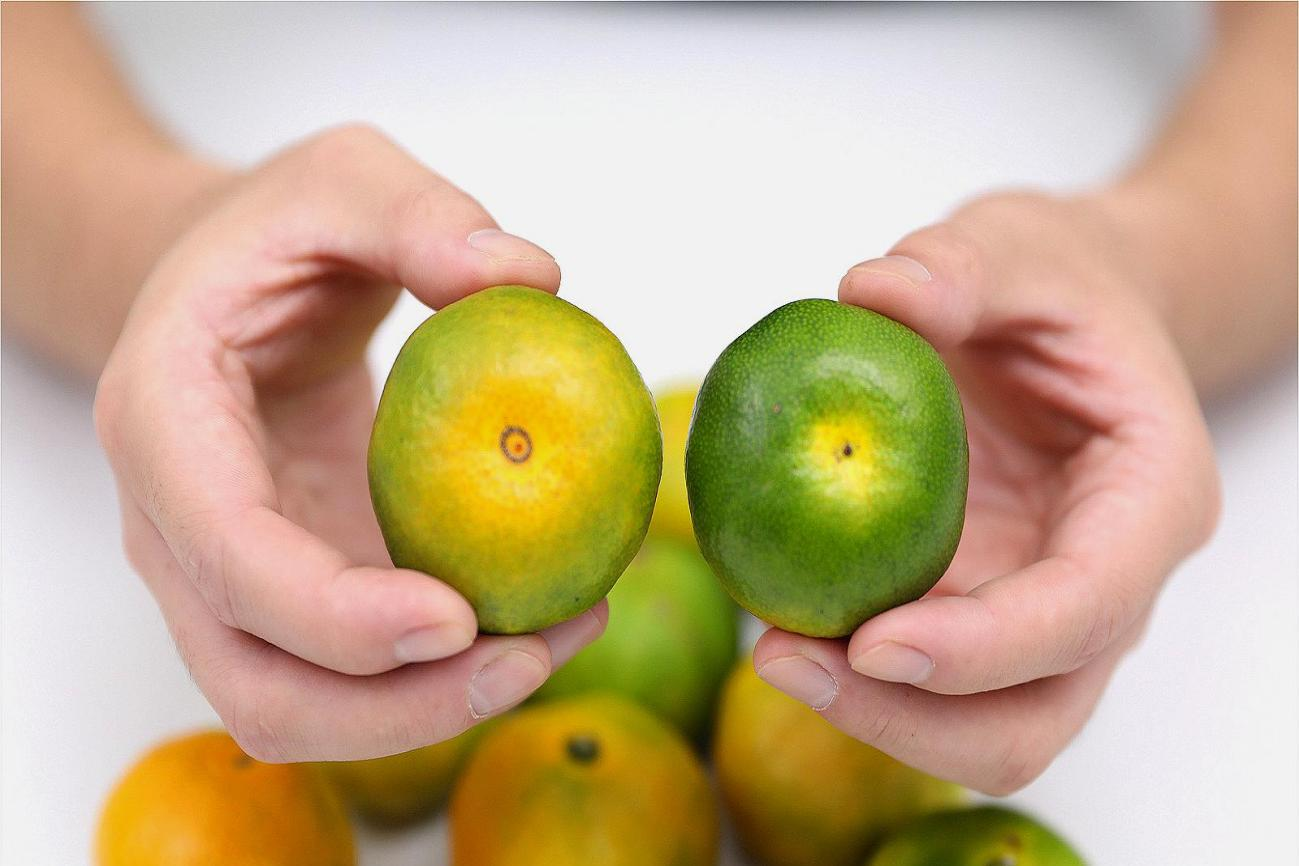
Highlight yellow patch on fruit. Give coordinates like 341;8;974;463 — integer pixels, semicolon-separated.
418;376;596;576
799;417;879;503
647;383;700;545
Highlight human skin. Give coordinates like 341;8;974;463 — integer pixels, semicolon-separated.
3;5;605;762
3;5;1295;773
752;4;1296;794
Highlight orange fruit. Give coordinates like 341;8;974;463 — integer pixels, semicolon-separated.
369;285;662;634
450;694;717;865
96;730;354;866
714;660;964;866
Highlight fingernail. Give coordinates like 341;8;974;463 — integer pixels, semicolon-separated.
756;655;839;711
539;607;606;668
467;228;555;263
394;622;475;664
851;641;934;684
468;648;549;718
848;255;932;287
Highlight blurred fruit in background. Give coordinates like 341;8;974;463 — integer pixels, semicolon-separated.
866;806;1086;866
531;536;738;741
714;659;964;866
647;383;700;546
317;724;488;828
95;730;353;866
451;693;718;866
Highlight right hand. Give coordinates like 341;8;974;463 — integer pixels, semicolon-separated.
95;124;606;763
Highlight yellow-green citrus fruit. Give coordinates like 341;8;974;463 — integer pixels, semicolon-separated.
686;299;967;637
96;730;353;866
450;694;718;866
370;285;662;634
647;383;700;545
866;806;1086;866
714;660;964;866
530;537;738;741
318;724;487;827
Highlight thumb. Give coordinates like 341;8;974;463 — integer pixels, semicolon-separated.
838;221;991;349
265;124;561;309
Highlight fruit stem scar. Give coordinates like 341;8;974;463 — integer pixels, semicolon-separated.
500;425;533;463
565;734;600;764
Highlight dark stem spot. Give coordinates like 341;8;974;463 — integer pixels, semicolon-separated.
499;426;533;464
842;442;853;458
565;734;600;764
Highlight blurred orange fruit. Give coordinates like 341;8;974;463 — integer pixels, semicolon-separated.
450;694;717;866
96;729;354;866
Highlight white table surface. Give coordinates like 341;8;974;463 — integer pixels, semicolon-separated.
3;4;1296;865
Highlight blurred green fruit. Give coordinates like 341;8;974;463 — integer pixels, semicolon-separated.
318;726;487;827
866;806;1086;866
531;537;738;741
714;658;965;866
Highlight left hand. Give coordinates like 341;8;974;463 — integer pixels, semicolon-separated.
752;192;1220;795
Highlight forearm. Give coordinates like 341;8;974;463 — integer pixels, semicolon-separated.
1096;3;1297;397
1;4;230;378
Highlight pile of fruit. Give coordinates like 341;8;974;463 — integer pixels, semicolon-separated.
96;287;1085;865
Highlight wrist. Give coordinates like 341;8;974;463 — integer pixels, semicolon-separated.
1080;180;1210;345
72;140;234;374
96;140;235;287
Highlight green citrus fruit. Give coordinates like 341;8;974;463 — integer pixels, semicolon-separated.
450;694;718;866
317;724;487;827
686;299;967;637
866;806;1086;866
531;537;738;740
714;659;964;866
647;383;700;545
369;285;662;634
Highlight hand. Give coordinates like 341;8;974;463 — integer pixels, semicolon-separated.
94;124;606;762
752;192;1220;795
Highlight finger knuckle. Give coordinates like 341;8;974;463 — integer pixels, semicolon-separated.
276;123;400;197
1193;452;1223;548
92;368;127;456
848;700;917;751
306;122;395;161
120;526;154;578
983;737;1048;796
397;177;488;235
1069;573;1128;671
896;220;987;287
220;680;293;764
180;519;241;630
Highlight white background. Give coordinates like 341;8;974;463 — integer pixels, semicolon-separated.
3;3;1296;865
